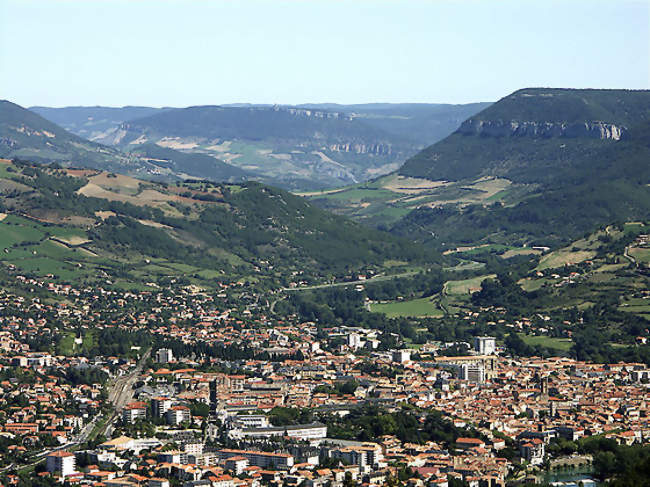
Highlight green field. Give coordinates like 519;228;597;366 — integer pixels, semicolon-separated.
444;274;495;295
371;296;443;318
537;249;596;270
619;297;650;317
629;247;650;264
0;215;47;247
518;334;573;353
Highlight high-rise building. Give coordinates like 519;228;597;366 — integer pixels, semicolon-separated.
46;451;75;477
155;348;174;364
392;349;411;363
474;336;496;355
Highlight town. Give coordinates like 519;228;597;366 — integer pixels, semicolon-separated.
0;273;648;487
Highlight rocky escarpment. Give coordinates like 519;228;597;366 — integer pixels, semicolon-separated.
328;142;393;155
458;119;627;140
275;106;352;121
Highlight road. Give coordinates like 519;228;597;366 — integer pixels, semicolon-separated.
624;246;637;266
282;270;419;292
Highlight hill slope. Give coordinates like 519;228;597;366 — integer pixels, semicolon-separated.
0;100;136;171
128;143;252;183
33;103;488;190
392;88;650;246
0;159;437;290
400;88;650;182
306;89;650;247
100;105;418;190
29;105;169;141
1;101;254;183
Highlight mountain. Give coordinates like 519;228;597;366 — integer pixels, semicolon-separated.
1;101;252;183
393;88;650;246
128;143;252;183
32;103;490;190
0;158;436;289
93;104;421;190
29;105;169;141
399;89;650;182
295;102;492;144
0;100;132;170
307;89;650;248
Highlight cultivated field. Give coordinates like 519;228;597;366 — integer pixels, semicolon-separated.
444;274;495;295
537;250;596;270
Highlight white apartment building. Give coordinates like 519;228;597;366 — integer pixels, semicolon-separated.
46;451;76;477
474;336;496;355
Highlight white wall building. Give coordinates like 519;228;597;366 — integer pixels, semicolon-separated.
156;348;174;364
46;451;76;477
474;336;496;355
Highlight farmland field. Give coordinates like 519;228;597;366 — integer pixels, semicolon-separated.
518;334;573;353
444;274;495;295
629;247;650;264
537;249;596;270
371;296;443;318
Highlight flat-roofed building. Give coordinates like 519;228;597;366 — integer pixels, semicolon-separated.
217;448;294;470
46;451;75;477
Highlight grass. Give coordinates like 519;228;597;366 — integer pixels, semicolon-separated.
445;274;495;295
537;250;596;270
371;296;443;318
0;161;19;179
629;247;650;264
318;187;395;202
0;215;46;247
518;334;573;352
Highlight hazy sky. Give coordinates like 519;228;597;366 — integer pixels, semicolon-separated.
1;0;648;107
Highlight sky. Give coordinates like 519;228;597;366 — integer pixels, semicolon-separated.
1;0;648;107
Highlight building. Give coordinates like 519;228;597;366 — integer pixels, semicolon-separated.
230;414;270;429
455;437;486;450
229;422;327;440
122;401;147;423
166;405;191;425
520;439;545;465
151;397;174;418
184;442;204;456
392;350;411;364
217;449;294;470
347;333;363;349
434;355;498;380
461;363;485;384
631;369;650;382
46;451;76;477
329;444;384;469
156;348;174;364
224;456;249;475
474;336;496;355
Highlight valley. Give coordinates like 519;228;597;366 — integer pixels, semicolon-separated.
3;2;649;486
30;102;490;191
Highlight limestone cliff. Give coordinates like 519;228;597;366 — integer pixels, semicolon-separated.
458;119;626;140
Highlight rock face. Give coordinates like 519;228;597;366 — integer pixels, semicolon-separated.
328;143;393;155
277;106;352;121
458;119;627;140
